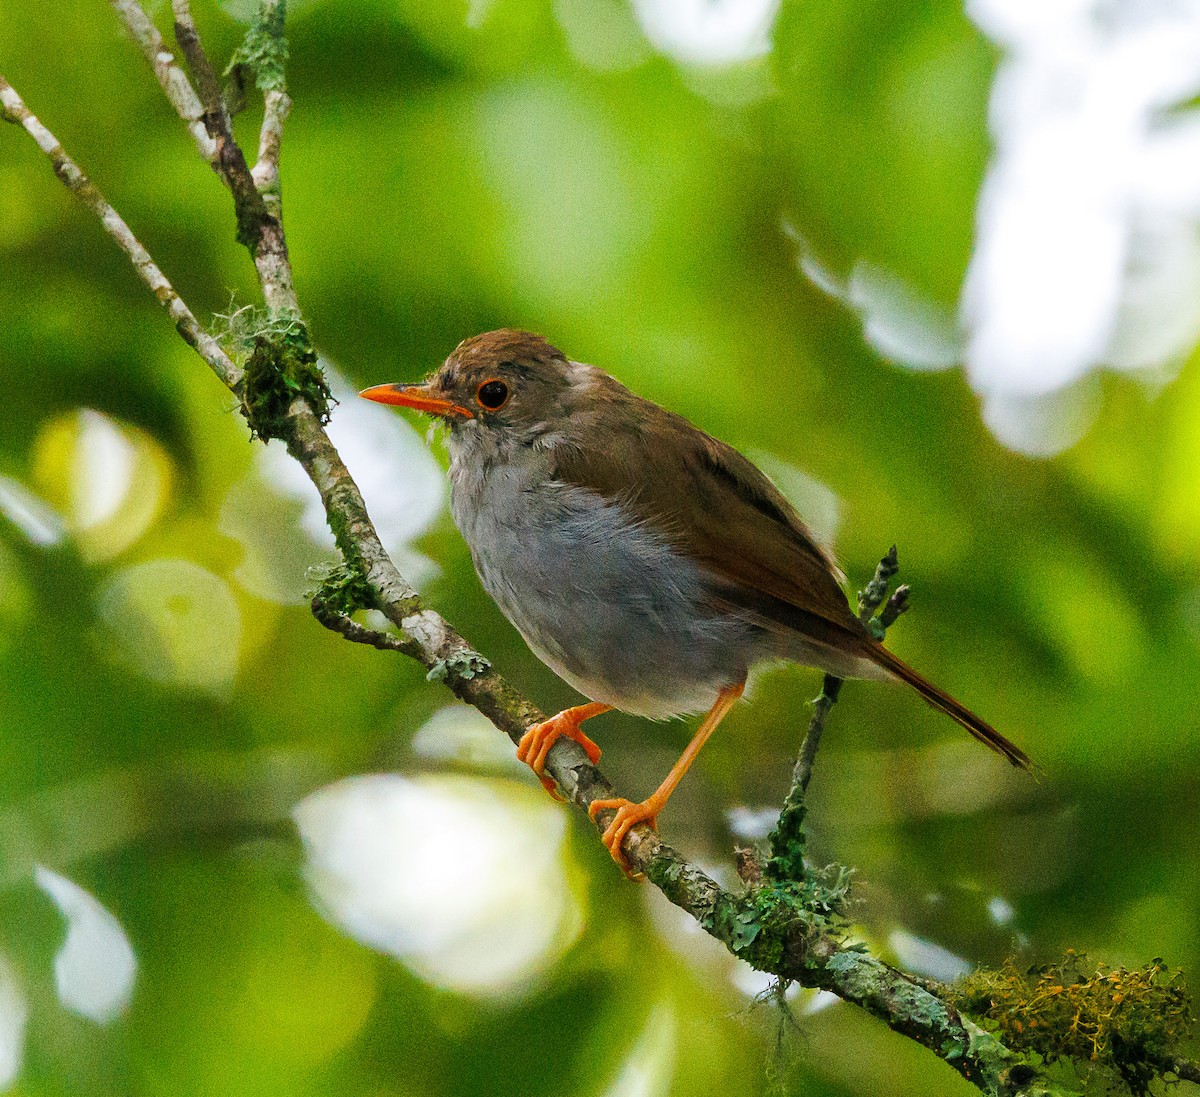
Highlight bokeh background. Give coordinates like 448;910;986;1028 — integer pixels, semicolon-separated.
3;0;1200;1094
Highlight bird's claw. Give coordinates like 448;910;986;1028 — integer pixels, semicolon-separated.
587;796;659;881
517;712;603;801
538;774;567;803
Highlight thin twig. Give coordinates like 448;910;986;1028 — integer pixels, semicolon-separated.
764;674;839;881
170;0;295;312
793;675;842;795
170;0;230;132
109;0;216;163
247;0;291;219
253;85;289;218
766;548;906;881
0;76;241;390
879;583;910;630
310;597;421;657
857;544;899;625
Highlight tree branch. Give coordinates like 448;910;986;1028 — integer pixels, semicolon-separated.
235;0;291;218
171;0;295;312
252;83;289;220
109;0;217;164
5;13;1195;1093
0;76;241;390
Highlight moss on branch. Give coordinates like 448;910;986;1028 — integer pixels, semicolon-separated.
227;0;288;93
945;952;1194;1095
217;304;331;439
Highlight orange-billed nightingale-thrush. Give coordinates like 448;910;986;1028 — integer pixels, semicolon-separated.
360;330;1030;877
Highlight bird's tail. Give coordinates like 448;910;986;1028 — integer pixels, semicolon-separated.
867;644;1031;770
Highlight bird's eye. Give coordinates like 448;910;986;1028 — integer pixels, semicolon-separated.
476;378;510;410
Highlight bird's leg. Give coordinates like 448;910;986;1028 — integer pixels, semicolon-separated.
517;702;610;802
589;682;745;880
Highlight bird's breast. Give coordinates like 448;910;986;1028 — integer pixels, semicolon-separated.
448;466;763;718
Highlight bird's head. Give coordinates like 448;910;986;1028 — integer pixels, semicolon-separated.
360;329;579;449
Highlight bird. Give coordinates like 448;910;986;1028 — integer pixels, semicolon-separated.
360;329;1030;877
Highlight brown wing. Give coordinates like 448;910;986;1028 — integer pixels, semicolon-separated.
549;377;1032;770
549;385;869;650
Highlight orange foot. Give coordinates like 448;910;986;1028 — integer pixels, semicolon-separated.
517;703;607;802
587;796;662;881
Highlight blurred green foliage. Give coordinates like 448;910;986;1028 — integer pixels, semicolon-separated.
2;2;1199;1096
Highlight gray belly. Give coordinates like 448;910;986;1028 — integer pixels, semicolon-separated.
452;476;762;718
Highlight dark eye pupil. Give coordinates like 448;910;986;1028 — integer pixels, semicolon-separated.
478;380;508;409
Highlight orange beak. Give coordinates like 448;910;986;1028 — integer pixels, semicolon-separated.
358;382;474;419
